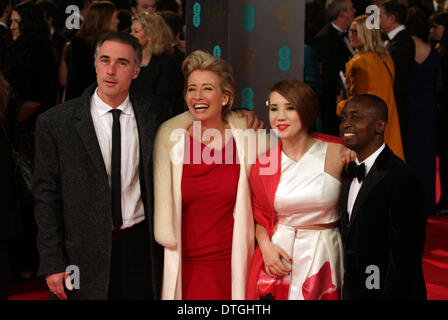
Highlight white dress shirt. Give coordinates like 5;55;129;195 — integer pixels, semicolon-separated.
347;143;385;219
90;89;144;229
387;25;406;41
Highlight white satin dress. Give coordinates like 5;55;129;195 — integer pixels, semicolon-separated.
272;139;344;300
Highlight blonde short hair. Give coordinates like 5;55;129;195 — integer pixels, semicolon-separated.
132;12;173;56
182;50;235;118
354;14;388;56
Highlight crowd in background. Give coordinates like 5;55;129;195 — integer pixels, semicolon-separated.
0;0;447;299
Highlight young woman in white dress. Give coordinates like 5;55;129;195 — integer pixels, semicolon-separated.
247;80;352;300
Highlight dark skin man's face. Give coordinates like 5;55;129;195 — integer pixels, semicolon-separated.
339;99;385;162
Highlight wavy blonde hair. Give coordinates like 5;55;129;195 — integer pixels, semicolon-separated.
182;50;235;118
354;14;388;57
132;12;173;56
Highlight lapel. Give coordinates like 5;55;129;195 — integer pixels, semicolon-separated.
131;92;155;170
348;146;392;229
74;85;109;182
328;24;351;58
340;176;352;226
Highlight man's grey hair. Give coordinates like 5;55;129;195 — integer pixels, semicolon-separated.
93;31;142;72
325;0;349;22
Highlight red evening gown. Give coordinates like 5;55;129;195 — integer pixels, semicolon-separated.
181;133;240;299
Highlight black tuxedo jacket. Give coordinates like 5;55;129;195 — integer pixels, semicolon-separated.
387;29;415;143
33;84;171;299
130;54;185;117
312;23;353;135
340;145;427;299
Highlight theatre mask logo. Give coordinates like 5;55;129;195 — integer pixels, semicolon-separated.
241;47;257;73
277;5;293;31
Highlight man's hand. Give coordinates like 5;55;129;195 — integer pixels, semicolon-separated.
46;272;72;300
235;109;265;130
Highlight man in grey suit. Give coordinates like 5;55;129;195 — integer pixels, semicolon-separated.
33;31;170;300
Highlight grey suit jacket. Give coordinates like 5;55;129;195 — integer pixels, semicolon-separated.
33;84;171;299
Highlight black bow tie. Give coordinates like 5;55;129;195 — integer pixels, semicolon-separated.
346;161;366;183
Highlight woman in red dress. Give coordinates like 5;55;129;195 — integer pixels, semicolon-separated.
153;50;270;299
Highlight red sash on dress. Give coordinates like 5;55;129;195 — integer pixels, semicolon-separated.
246;133;342;300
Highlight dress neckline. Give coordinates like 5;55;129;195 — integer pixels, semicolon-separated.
281;139;321;165
414;47;435;66
186;131;234;151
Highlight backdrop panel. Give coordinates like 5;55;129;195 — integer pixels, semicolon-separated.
186;0;305;126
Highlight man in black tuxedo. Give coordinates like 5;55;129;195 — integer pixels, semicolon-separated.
378;0;415;155
312;0;356;136
339;94;427;299
34;31;170;300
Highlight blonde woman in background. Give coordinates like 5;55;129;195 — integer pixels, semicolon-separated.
130;12;184;116
337;14;405;160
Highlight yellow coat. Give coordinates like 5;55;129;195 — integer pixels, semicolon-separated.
337;52;405;160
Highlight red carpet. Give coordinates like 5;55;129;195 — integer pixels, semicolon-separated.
8;276;48;300
7;216;448;300
423;216;448;300
6;159;447;300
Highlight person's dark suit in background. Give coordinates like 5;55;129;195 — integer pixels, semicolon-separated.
129;12;184;116
4;0;57;280
379;0;416;155
339;94;427;299
0;72;21;300
37;0;68;104
312;0;356;136
34;32;169;300
430;12;448;215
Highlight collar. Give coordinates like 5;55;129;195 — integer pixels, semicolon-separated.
92;88;132;117
0;21;7;29
356;143;385;176
331;22;346;33
387;25;406;40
